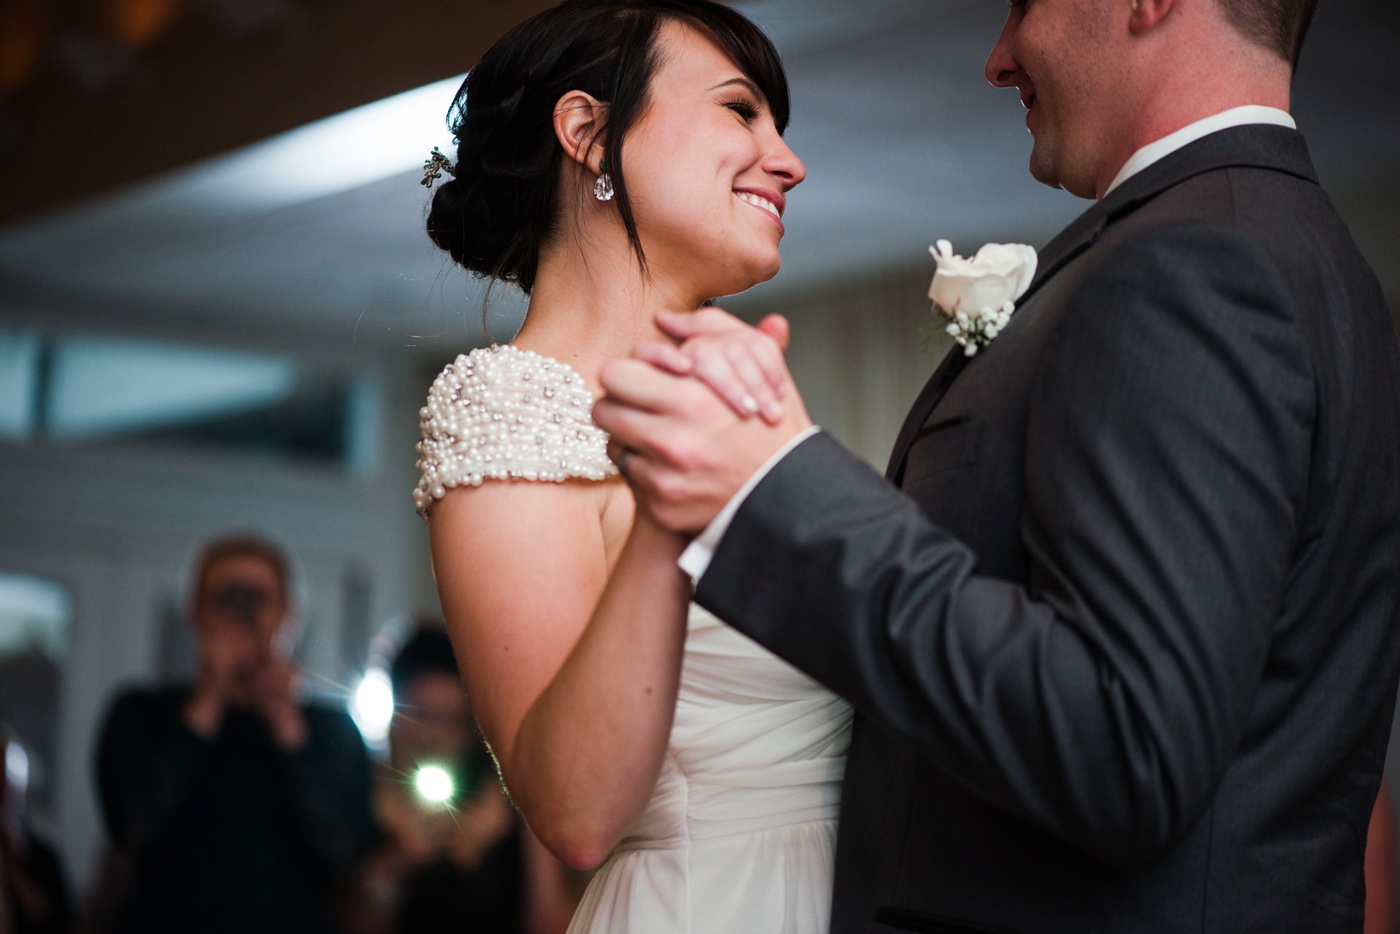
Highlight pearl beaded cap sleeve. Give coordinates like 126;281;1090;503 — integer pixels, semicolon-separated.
413;345;619;519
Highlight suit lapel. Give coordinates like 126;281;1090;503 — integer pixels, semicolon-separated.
882;124;1318;485
886;349;970;483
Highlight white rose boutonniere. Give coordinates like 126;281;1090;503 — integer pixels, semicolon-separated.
928;239;1038;356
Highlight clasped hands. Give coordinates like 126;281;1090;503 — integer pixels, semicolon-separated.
592;307;812;534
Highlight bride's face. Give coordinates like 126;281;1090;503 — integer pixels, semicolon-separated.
620;20;804;301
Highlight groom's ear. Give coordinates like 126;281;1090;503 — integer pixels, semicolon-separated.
553;90;608;176
1129;0;1174;33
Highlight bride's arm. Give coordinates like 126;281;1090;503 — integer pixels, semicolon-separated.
429;480;690;869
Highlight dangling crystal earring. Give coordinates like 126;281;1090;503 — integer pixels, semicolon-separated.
594;171;615;202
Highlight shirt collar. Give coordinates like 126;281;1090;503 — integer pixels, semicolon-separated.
1103;105;1297;198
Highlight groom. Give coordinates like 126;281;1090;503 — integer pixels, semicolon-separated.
594;0;1400;930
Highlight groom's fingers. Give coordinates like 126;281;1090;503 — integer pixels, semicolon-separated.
595;359;742;461
597;358;696;415
596;394;715;529
595;396;666;456
594;361;706;457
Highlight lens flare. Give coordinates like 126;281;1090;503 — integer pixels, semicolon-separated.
350;668;394;744
414;764;455;805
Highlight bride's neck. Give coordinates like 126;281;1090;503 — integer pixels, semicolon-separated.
511;237;704;389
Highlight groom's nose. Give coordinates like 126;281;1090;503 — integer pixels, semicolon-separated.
985;10;1022;89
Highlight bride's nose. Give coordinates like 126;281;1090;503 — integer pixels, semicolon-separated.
764;137;806;191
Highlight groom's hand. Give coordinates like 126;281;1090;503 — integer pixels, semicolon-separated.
594;331;812;534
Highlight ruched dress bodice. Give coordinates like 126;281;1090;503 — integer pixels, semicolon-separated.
415;346;852;933
570;604;852;934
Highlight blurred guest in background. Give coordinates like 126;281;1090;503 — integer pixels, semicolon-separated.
350;624;579;934
1;727;73;934
95;534;375;934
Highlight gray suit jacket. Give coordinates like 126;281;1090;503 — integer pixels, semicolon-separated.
697;126;1400;932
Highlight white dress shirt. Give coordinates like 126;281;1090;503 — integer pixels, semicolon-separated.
1104;105;1295;195
679;105;1297;582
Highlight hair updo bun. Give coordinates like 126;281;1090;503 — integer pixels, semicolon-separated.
425;0;790;296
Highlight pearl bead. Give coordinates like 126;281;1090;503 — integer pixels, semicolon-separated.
414;345;618;519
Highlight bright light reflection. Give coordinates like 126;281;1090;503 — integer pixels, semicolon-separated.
0;72;466;260
414;764;454;805
350;668;394;744
171;73;466;210
5;741;29;795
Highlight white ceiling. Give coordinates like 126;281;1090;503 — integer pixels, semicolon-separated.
0;0;1395;352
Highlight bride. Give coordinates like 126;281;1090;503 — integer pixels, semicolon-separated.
413;0;851;930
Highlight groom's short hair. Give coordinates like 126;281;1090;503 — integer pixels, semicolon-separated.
1216;0;1318;69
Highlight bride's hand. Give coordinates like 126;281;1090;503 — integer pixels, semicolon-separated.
632;307;793;425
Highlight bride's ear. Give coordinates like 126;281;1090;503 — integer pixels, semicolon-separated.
553;90;608;176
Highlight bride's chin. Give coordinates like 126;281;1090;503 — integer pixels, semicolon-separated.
721;256;783;296
675;247;782;302
748;257;783;289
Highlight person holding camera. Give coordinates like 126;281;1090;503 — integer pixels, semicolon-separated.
348;624;581;934
95;534;375;934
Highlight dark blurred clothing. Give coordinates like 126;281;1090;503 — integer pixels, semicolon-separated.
3;829;74;934
396;828;525;934
96;686;375;934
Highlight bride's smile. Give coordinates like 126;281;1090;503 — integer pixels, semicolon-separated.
734;188;785;230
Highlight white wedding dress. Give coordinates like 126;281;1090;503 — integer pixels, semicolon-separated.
415;345;853;934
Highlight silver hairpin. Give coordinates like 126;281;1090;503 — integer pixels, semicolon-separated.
422;147;456;188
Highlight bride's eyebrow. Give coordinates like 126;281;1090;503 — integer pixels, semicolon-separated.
709;77;765;103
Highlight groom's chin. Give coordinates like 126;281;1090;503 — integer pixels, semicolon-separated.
1025;137;1105;198
1028;156;1092;200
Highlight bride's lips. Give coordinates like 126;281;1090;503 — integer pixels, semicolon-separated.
734;187;786;233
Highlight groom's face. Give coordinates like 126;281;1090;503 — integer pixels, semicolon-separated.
985;0;1126;199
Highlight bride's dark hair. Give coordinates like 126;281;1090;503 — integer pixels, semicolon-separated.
426;0;790;295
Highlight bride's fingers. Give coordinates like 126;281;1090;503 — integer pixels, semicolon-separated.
730;327;790;402
657;308;792;357
685;328;790;420
613;338;764;422
631;340;695;376
685;344;757;418
655;309;792;414
756;314;791;352
656;306;744;340
722;341;784;424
